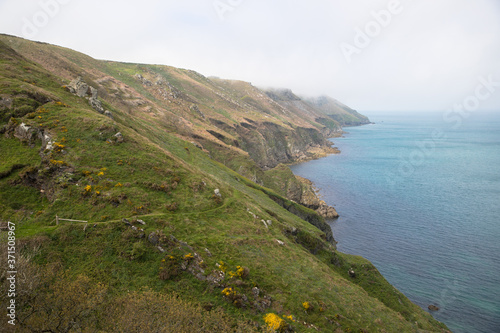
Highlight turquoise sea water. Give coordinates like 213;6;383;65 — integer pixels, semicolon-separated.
290;112;500;333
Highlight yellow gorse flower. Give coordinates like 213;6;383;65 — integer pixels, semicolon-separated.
263;313;285;331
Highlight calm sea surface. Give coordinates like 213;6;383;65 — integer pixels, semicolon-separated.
290;112;500;333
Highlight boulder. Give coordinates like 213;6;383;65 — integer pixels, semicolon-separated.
89;97;105;114
148;232;159;245
428;305;440;311
14;123;37;143
68;76;90;97
104;111;113;119
114;132;124;143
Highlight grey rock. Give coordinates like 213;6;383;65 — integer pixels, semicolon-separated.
104;111;113;119
114;132;124;143
14;123;36;143
214;188;221;197
122;218;131;225
89;86;98;99
206;270;225;286
190;104;205;119
148;232;159;245
89;97;105;114
137;219;146;225
69;77;90;97
38;131;53;151
195;273;206;281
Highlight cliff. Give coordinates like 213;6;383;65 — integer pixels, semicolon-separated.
0;35;449;332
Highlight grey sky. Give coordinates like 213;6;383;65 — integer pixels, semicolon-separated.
1;0;499;112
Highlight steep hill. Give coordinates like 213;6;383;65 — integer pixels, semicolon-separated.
0;35;448;332
304;95;371;126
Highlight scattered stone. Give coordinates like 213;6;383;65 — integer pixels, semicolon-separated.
137;219;146;225
89;97;105;114
204;248;213;257
261;220;269;229
247;208;258;219
266;220;272;226
135;73;153;86
190;104;205;119
122;218;131;225
131;225;138;231
275;239;285;246
195;273;206;281
157;246;165;253
104;110;113;119
114;132;124;143
348;268;356;278
148;232;159;245
428;305;440;311
252;287;260;297
214;188;221;198
206;270;225;287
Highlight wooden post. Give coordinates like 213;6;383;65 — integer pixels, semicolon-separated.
56;215;59;225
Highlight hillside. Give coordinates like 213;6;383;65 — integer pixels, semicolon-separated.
304;96;371;127
0;35;449;332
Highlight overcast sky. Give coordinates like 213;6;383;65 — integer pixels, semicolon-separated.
1;0;500;112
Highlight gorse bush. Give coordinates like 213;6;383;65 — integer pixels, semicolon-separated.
263;313;286;332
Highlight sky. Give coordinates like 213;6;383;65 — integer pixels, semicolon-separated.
1;0;500;113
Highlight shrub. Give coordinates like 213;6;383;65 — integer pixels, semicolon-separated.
263;313;286;332
302;301;314;312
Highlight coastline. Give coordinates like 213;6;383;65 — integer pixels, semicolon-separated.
285;122;373;220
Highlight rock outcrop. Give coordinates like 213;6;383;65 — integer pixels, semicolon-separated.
295;175;339;219
65;77;107;115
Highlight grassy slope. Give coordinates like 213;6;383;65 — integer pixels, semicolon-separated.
304;96;371;127
0;35;449;332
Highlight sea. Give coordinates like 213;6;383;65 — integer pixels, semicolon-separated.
290;111;500;333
